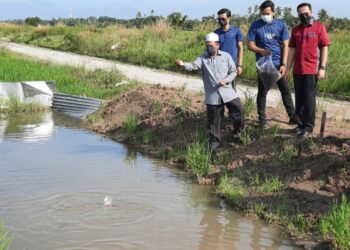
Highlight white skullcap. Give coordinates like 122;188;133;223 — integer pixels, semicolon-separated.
205;32;219;42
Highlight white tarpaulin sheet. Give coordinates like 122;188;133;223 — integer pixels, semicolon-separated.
0;81;53;107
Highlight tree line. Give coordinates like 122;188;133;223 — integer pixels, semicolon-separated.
8;6;350;31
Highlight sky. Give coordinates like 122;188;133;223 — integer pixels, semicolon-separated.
0;0;349;20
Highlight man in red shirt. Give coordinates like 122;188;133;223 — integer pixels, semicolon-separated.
285;2;331;138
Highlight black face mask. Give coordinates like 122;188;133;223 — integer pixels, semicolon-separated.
299;13;313;25
218;18;228;27
206;46;217;56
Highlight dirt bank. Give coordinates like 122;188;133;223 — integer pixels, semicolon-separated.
87;84;350;250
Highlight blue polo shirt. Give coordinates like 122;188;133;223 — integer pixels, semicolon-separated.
247;19;289;67
214;25;243;65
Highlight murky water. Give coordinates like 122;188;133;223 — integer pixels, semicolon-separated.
0;112;300;250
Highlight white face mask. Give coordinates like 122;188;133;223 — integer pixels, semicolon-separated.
261;14;273;23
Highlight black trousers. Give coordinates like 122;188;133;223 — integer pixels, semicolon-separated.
293;74;318;131
257;75;295;122
207;98;244;143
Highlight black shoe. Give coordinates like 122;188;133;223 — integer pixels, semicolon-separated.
293;125;304;135
288;115;299;125
210;142;220;152
259;120;267;129
232;131;241;142
297;129;312;138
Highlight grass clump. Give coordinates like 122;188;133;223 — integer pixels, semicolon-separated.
185;132;212;177
243;91;255;118
319;194;350;249
0;97;47;114
260;176;283;193
123;115;139;135
239;127;252;145
185;141;212;177
270;124;280;139
291;214;307;234
0;221;12;250
277;144;298;166
238;126;261;145
218;174;245;202
153;101;163;114
141;131;151;144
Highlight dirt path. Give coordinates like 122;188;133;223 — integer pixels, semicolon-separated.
1;41;350;120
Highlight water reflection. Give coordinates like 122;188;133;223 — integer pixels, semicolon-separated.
189;184;295;250
0;112;54;143
124;148;138;166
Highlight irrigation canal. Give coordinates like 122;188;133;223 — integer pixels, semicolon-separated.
0;112;301;249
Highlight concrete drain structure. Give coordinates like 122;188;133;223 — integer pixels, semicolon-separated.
0;81;102;119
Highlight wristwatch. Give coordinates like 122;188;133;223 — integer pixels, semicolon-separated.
319;65;326;70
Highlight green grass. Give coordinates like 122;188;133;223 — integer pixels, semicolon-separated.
277;144;298;166
123;115;139;135
243;91;256;118
291;214;307;234
260;176;283;193
0;97;47;114
1;23;349;97
0;49;138;99
153;101;163;114
321;31;350;96
270;124;280;139
320;194;350;249
238;127;252;145
218;174;245;202
185;135;212;177
141;131;151;144
239;126;261;145
0;221;12;250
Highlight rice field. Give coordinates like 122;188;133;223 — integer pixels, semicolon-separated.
0;22;349;97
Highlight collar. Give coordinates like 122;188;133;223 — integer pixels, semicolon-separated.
266;19;277;25
300;18;314;28
227;25;234;31
219;25;234;32
308;17;314;26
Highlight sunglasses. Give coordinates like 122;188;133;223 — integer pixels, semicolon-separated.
217;18;227;21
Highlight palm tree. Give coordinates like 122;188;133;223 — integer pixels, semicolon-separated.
167;12;188;27
318;9;329;23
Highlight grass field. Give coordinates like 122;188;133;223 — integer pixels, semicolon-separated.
0;48;138;99
0;22;349;97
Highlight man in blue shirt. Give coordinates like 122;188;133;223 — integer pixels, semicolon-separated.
214;8;244;77
214;8;244;131
247;0;297;128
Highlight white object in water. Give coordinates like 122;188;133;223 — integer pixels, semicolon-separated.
104;196;112;206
